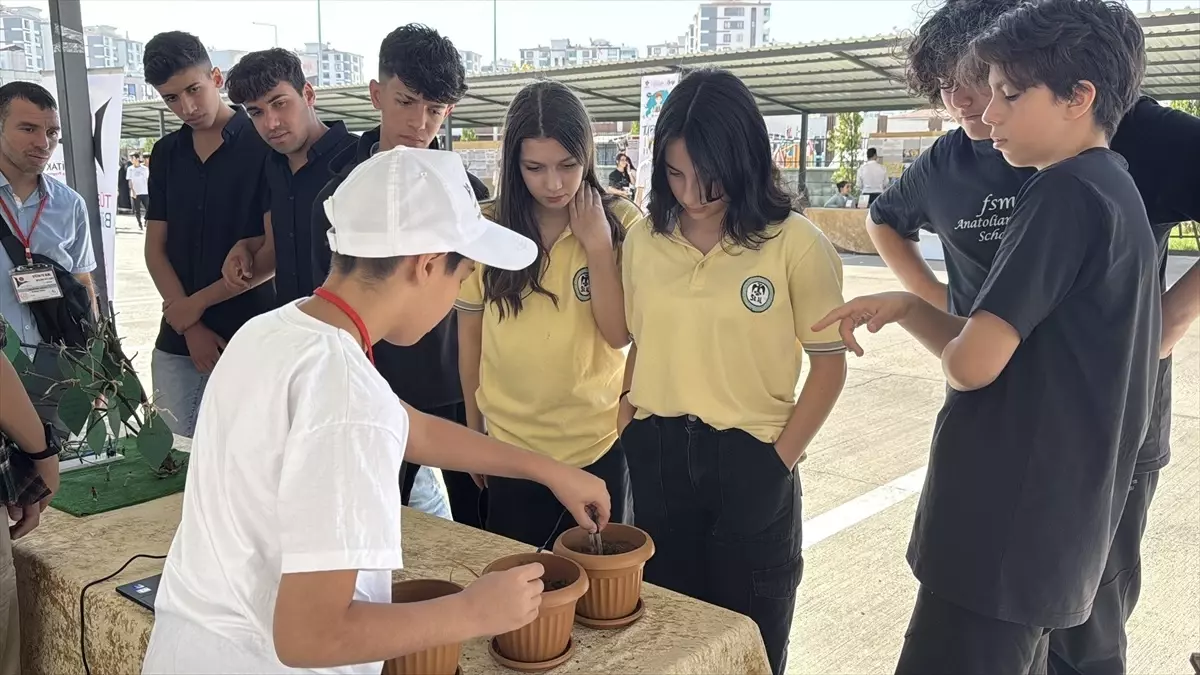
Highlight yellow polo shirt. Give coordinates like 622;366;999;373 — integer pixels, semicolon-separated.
456;198;643;467
622;211;846;444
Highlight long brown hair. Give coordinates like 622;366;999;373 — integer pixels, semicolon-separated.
485;80;625;320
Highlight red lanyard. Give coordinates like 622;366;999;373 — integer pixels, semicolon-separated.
313;287;375;365
0;192;49;266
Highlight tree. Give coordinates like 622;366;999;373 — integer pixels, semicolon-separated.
828;111;864;188
1169;99;1199;116
459;128;478;142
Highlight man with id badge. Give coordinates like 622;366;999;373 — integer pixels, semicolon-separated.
0;83;98;422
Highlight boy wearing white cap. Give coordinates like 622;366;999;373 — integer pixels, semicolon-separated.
142;147;612;675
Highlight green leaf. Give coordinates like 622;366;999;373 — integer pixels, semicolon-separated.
89;338;105;364
86;413;109;456
108;399;124;437
57;386;93;435
11;350;32;376
117;371;143;406
137;412;174;471
1;322;19;361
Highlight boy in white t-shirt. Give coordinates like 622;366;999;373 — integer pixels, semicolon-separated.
126;153;149;230
142;147;611;674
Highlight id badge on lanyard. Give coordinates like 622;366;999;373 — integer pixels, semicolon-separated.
2;192;59;304
10;264;62;303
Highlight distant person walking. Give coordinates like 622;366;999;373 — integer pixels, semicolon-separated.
127;153;149;230
857;147;888;206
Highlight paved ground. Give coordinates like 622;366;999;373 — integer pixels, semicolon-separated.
106;214;1199;674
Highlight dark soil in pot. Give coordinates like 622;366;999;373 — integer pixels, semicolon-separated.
569;540;639;556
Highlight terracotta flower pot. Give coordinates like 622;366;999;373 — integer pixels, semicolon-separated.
482;552;589;664
553;524;655;621
383;579;463;675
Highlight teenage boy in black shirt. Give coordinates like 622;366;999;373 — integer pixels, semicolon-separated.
816;0;1160;671
311;24;488;528
143;32;275;438
868;2;1200;672
219;49;357;306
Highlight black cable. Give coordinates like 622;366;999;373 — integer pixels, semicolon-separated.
80;552;167;675
536;507;569;553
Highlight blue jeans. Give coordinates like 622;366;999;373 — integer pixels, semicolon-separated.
408;466;453;521
151;349;209;438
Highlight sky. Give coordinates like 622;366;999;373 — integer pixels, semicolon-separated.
23;0;1197;81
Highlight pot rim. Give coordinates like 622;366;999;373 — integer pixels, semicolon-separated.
391;578;465;603
481;552;590;609
552;524;656;571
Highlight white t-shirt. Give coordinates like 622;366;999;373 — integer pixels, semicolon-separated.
857;160;889;194
128;165;149;195
142;303;408;675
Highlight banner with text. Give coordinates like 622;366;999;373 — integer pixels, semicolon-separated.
635;73;679;210
42;72;124;301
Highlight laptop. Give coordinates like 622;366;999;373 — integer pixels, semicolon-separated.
116;574;161;612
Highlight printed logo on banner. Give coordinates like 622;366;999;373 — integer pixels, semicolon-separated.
42;72;125;302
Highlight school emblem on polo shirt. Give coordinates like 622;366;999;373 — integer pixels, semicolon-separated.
741;276;774;313
573;267;591;302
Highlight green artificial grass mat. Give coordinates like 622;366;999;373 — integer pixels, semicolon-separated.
51;438;188;517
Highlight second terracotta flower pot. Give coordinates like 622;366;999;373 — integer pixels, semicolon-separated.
384;579;463;675
482;552;589;664
553;524;655;621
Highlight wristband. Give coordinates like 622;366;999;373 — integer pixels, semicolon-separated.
23;423;60;461
620;390;631;401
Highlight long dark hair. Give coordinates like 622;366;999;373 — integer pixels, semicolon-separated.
647;68;792;249
485;80;626;319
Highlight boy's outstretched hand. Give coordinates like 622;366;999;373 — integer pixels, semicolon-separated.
462;563;545;637
812;291;918;357
543;464;610;533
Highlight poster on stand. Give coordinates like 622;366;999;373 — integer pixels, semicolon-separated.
635;73;679;210
41;71;125;302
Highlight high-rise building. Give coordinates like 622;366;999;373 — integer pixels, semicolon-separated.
85;25;149;100
459;50;484;75
685;0;771;52
0;6;52;79
301;42;364;87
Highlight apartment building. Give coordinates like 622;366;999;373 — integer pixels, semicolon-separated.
520;38;637;69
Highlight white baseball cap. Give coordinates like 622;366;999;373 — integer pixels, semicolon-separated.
323;146;536;271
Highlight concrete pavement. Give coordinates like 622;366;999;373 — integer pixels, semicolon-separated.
106;215;1199;674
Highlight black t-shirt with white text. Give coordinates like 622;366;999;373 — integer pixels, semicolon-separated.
871;97;1199;472
908;149;1161;629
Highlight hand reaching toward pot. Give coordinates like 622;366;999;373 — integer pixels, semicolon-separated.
463;563;544;637
543;463;610;534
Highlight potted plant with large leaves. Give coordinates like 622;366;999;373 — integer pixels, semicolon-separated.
1;315;181;476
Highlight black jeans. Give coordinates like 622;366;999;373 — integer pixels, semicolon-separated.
622;415;802;675
399;402;487;529
897;585;1050;675
1047;470;1160;675
133;194;149;225
486;438;633;549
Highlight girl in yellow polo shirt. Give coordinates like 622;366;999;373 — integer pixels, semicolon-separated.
619;68;848;675
456;80;641;548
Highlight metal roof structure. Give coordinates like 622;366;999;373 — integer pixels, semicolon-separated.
121;9;1200;137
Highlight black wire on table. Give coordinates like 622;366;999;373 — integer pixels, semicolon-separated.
80;552;167;675
536;508;569;553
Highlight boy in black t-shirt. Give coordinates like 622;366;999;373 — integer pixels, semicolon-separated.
815;1;1160;672
868;1;1200;671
